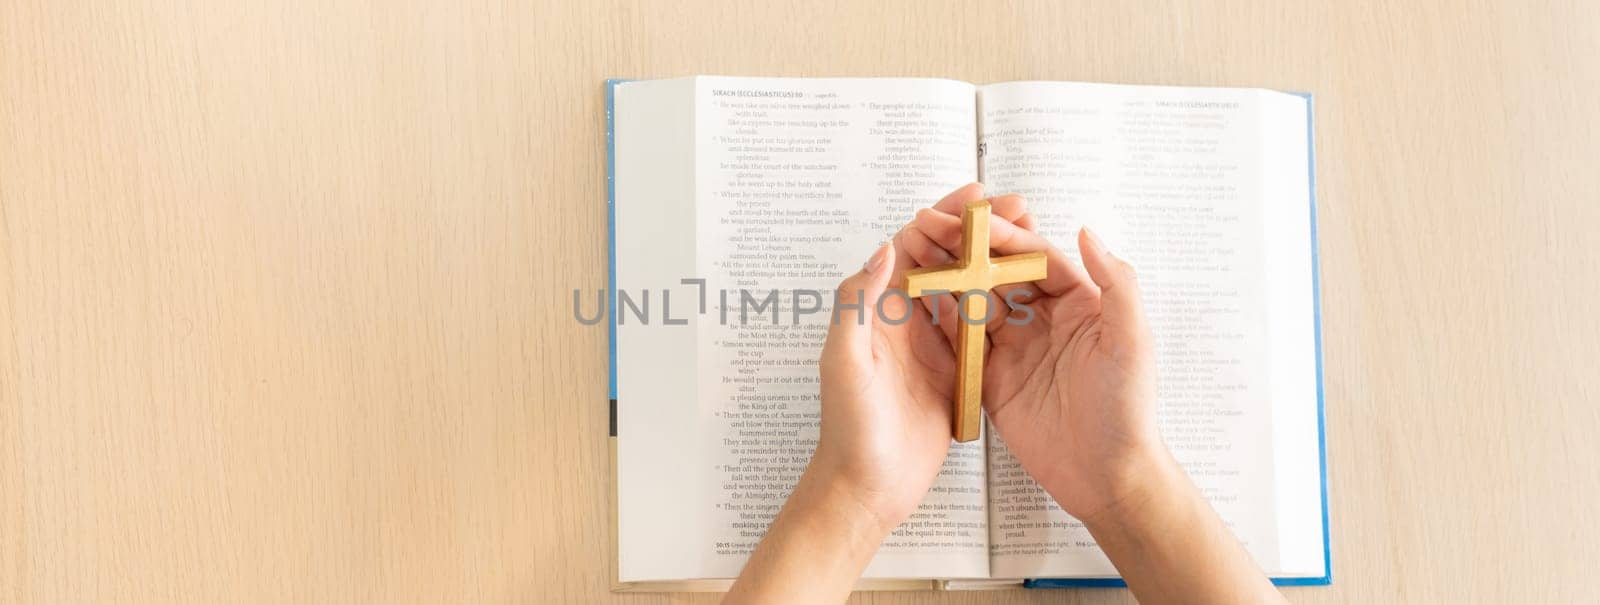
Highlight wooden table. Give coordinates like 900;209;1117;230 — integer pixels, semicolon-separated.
4;1;1597;602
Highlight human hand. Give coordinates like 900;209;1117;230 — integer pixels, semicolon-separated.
735;185;1279;604
899;199;1173;524
806;183;1031;531
761;185;1280;605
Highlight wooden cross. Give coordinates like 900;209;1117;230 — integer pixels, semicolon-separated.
902;200;1048;442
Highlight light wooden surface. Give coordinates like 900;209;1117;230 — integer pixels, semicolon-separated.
3;1;1597;602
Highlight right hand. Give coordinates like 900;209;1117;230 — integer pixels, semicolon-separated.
896;197;1174;524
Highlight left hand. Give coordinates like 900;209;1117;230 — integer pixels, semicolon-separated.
805;183;1027;530
726;184;1030;604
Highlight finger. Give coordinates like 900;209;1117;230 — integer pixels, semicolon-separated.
911;209;1096;297
895;225;964;345
987;283;1040;335
896;223;957;267
878;239;919;331
887;228;920;282
932;182;987;214
823;242;896;363
1077;227;1151;351
934;191;1027;222
921;293;962;354
902;300;962;381
989;193;1028;222
1015;212;1038;231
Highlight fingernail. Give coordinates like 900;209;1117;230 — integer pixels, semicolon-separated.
863;243;890;274
1083;227;1109;256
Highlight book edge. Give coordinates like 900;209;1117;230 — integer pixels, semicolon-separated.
1298;88;1334;587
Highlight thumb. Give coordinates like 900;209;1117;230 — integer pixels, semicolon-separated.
824;242;896;362
1077;228;1150;348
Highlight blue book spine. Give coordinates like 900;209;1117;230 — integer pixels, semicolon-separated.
606;79;628;436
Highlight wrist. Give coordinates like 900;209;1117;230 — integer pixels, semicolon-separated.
802;444;922;535
1065;446;1280;603
725;463;898;603
1074;447;1200;537
787;469;900;546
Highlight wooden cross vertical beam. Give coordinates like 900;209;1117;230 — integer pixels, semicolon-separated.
902;200;1048;442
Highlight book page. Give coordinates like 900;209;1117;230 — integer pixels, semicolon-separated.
976;81;1321;578
615;76;991;582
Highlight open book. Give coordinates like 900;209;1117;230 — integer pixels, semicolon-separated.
606;76;1329;590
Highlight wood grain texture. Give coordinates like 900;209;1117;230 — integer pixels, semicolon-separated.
2;0;1597;602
